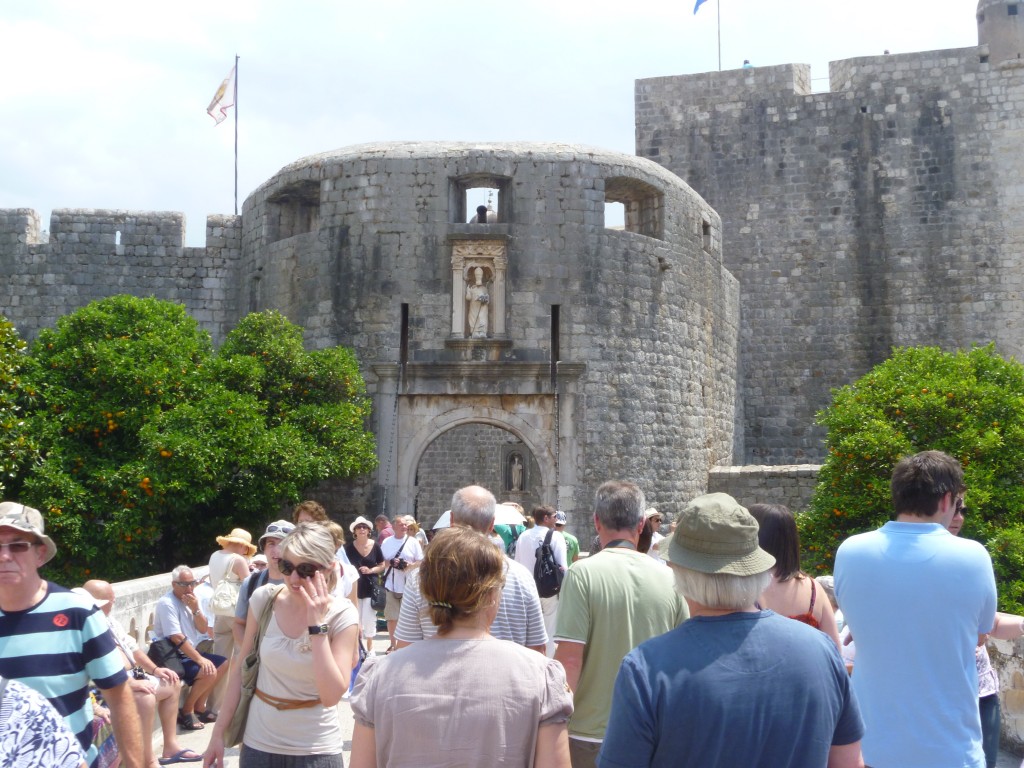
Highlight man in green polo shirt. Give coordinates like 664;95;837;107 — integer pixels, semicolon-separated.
553;482;689;768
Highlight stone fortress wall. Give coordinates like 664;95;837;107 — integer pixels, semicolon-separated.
0;143;740;527
2;2;1022;518
235;142;739;525
636;0;1024;464
0;207;242;345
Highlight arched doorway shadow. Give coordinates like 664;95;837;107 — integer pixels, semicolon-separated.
395;407;555;521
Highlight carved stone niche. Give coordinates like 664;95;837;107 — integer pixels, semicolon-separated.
450;239;508;339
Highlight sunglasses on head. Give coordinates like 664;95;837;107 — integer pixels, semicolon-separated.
265;523;294;537
279;559;323;579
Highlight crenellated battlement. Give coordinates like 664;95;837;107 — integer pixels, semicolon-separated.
0;207;242;345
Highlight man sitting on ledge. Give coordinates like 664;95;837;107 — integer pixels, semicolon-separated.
153;565;227;731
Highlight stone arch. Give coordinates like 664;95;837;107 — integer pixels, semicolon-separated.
395;407;555;521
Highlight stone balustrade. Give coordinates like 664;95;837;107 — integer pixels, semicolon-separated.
107;565;209;650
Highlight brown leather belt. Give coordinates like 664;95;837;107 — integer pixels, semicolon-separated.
254;688;321;710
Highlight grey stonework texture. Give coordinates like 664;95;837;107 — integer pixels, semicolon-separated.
636;6;1024;463
0;143;738;530
4;4;1018;523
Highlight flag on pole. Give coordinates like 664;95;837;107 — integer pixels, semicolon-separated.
206;66;236;125
693;0;708;13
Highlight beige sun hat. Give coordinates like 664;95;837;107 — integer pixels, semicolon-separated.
216;527;257;556
666;493;776;576
0;502;57;565
349;515;374;533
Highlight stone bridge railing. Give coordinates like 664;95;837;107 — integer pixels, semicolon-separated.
108;566;209;651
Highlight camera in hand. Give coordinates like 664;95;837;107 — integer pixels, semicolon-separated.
392;558;408;571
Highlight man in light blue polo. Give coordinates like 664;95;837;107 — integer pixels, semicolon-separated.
835;450;997;768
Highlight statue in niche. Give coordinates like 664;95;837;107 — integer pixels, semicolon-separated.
509;453;524;491
465;266;490;338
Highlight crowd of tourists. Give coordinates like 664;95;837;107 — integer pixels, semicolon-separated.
0;448;1019;767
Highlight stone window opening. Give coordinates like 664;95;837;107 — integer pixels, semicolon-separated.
1009;4;1019;15
702;220;712;252
115;230;121;246
603;177;664;239
603;201;625;231
450;175;511;224
267;180;321;243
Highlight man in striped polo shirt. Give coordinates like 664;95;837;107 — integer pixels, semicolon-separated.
0;502;143;767
395;485;547;653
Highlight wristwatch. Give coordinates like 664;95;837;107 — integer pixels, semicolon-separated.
308;623;329;635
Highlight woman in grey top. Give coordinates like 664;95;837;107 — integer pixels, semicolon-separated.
350;526;572;768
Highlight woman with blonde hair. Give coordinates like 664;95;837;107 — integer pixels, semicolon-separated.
203;523;359;767
404;516;429;549
749;503;842;651
350;526;572;768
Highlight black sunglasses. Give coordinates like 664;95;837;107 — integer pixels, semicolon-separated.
279;559;323;579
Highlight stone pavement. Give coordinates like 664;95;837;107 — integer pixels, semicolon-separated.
164;630;379;767
170;697;356;766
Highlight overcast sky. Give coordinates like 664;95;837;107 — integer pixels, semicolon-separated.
1;0;980;246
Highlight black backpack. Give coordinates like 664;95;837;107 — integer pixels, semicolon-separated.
534;528;564;598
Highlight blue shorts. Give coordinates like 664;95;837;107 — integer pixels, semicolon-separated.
179;651;227;686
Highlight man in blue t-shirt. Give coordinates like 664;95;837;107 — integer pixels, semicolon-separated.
599;493;864;768
836;450;997;768
0;502;143;767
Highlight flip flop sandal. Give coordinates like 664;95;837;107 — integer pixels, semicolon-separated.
176;711;204;731
159;749;203;764
195;709;217;723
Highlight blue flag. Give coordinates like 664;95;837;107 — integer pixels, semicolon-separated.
694;0;708;13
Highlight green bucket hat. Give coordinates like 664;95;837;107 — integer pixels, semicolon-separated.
667;493;775;576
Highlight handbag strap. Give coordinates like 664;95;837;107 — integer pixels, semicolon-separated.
251;585;284;658
382;537;410;589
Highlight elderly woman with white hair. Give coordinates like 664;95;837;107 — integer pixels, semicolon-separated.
203;522;359;768
599;493;865;768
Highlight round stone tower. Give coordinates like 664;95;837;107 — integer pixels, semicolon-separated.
978;0;1024;66
238;142;739;525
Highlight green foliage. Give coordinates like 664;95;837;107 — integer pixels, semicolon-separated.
19;296;214;580
0;316;33;495
16;297;377;582
800;345;1024;611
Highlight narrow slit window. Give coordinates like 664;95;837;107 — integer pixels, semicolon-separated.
702;220;712;252
550;305;561;386
400;303;410;367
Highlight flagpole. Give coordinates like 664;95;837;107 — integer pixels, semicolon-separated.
232;52;237;217
717;0;722;71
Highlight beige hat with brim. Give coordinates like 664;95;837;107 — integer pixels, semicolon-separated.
349;515;374;533
216;527;257;556
667;493;776;576
0;502;57;565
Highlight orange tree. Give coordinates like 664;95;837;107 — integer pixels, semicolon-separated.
0;316;32;496
15;296;376;581
800;344;1024;612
